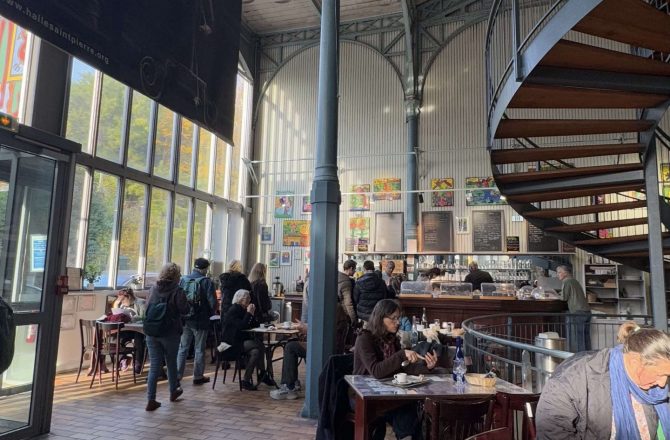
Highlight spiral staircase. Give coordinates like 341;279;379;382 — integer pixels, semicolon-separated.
486;0;670;272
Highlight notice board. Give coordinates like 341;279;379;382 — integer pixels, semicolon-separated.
421;211;453;252
375;212;404;252
527;222;559;252
472;210;503;252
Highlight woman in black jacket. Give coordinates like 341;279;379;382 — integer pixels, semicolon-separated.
219;260;252;315
248;262;273;324
221;289;275;390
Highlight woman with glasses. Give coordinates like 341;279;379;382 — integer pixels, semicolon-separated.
353;299;438;440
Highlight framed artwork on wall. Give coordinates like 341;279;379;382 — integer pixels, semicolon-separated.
282;220;311;247
456;216;469;234
281;251;292;266
274;192;294;218
269;252;280;268
465;177;506;206
302;195;312;213
373;178;401;201
294;248;302;260
350;184;370;211
260;225;274;244
431;178;454;207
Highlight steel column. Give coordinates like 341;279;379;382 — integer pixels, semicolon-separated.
302;0;341;419
644;139;667;330
405;100;419;242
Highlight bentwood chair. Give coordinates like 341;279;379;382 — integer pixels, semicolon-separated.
525;401;538;440
211;320;245;390
493;392;540;440
424;396;495;440
465;427;512;440
76;319;97;383
89;321;136;389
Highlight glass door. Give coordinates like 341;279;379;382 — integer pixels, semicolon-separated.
0;132;74;439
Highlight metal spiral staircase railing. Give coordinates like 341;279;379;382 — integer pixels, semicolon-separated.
486;0;670;271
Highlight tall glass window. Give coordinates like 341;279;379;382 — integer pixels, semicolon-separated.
66;166;87;267
229;75;251;201
192;200;209;259
197;128;212;192
214;137;228;198
66;60;95;153
127;91;152;171
178;118;195;187
171;195;191;271
146;188;170;276
153;105;175;180
117;181;147;286
84;171;120;287
96;75;126;163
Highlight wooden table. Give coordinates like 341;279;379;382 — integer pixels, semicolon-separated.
345;374;529;440
245;326;300;383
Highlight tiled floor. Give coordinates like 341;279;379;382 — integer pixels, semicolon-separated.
33;352;319;440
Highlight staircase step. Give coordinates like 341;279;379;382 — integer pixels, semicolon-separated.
575;233;667;246
509;84;669;109
491;143;645;164
545;218;647;233
506;182;645;203
495;119;654;138
523;200;647;219
495;163;643;185
575;0;670;53
542;40;670;77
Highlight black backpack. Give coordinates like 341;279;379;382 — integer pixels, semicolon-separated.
143;293;173;337
0;296;16;374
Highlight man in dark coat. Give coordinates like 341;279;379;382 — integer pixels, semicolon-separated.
353;260;389;322
464;261;493;291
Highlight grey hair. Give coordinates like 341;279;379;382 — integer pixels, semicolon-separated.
556;265;572;275
232;289;250;305
618;321;670;362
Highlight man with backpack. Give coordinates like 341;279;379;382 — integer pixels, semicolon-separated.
176;258;216;385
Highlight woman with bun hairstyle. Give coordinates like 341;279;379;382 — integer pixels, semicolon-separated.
537;321;670;439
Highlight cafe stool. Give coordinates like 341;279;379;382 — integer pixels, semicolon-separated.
424;396;495;440
492;392;540;440
89;321;137;390
76;319;97;383
465;427;512;440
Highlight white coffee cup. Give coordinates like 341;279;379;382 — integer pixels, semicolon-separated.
394;373;408;384
283;321;291;329
416;324;425;331
259;323;267;329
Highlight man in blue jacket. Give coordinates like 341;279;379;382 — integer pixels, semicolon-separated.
177;258;216;385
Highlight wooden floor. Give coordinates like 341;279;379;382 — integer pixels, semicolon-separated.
2;351;319;440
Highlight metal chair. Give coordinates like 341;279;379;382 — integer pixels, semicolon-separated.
424;396;495;440
89;321;136;389
466;427;512;440
76;319;97;383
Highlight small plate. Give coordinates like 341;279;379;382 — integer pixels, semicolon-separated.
387;377;431;388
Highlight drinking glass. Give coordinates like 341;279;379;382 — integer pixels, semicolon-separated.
453;359;467;387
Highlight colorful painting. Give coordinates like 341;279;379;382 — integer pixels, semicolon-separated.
268;252;280;268
373;178;401;201
302;195;312;213
662;164;670;182
431;178;454;207
465;177;506;206
349;217;370;251
282;220;311;247
0;19;27;117
350;184;370;211
260;225;274;244
274;192;294;218
280;251;292;266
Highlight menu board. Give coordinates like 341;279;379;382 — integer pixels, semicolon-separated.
472;210;503;252
375;212;404;252
506;236;520;252
421;211;453;252
527;222;559;252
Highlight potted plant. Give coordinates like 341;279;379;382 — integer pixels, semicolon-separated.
83;264;102;290
128;274;143;290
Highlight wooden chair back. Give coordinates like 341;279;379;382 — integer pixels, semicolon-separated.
525;401;537;440
493;392;540;439
465;427;512;440
424;396;495;440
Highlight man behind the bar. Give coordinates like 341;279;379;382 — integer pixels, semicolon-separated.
557;264;591;352
464;261;493;291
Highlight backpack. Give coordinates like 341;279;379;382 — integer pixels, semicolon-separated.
0;296;16;374
143;294;173;337
180;276;205;319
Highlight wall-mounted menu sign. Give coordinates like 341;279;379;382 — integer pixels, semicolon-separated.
472;210;503;252
506;236;520;252
527;222;559;252
421;211;453;252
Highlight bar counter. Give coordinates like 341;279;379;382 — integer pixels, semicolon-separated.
398;295;568;326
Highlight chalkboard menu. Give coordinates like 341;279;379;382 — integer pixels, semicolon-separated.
472;210;503;252
527;222;559;252
506;236;520;252
421;211;453;252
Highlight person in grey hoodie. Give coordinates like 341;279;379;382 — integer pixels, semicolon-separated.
145;262;190;411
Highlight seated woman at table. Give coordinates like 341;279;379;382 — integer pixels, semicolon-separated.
113;288;146;373
221;289;275;390
536;321;670;440
354;299;438;440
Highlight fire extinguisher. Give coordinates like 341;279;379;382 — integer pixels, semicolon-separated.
26;324;37;343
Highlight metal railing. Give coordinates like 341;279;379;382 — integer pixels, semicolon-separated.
462;313;652;392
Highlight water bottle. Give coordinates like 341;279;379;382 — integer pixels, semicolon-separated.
452;336;465;382
284;301;293;322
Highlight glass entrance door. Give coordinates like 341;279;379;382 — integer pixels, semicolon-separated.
0;133;74;439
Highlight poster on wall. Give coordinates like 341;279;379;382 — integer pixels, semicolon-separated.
465;177;506;206
506;236;520;252
302;195;312;213
30;234;47;272
350;184;370;211
268;251;280;268
456;216;469;234
260;225;274;244
349;217;370;251
0;21;26;117
282;220;311;247
280;251;292;266
430;178;454;207
373;178;401;201
274;192;294;218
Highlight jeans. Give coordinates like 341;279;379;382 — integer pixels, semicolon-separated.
146;333;180;401
280;341;306;386
242;339;266;381
177;325;208;379
568;311;592;353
